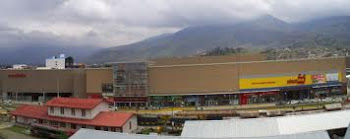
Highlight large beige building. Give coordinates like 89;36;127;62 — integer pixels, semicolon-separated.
0;55;347;106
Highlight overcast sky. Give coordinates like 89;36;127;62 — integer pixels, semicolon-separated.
0;0;350;48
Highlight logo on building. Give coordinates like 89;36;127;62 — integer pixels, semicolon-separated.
287;74;306;85
8;73;26;78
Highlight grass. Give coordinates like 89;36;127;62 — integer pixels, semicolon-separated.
4;125;29;135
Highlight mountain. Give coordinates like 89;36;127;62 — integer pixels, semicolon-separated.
0;46;99;65
88;16;350;63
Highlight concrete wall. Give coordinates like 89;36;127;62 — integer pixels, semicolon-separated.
149;57;346;95
86;68;113;94
122;116;137;133
0;69;86;99
16;116;35;125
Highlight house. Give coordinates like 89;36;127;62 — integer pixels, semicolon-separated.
10;97;137;135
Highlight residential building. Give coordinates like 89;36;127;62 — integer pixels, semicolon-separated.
46;54;66;69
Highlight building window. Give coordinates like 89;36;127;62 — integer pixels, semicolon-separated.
95;126;101;130
103;127;109;131
129;121;132;130
60;122;66;128
50;107;54;113
81;125;86;128
71;124;76;129
82;109;86;117
71;108;75;116
111;127;116;132
60;107;64;115
102;83;113;93
38;119;43;124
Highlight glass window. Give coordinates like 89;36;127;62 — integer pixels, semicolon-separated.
129;121;132;129
102;84;113;93
82;109;86;117
50;107;54;113
71;108;75;116
38;119;43;124
60;107;64;115
103;127;109;131
111;127;116;132
71;124;76;129
60;122;66;128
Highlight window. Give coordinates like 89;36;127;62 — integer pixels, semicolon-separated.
102;83;113;93
111;127;116;132
71;108;75;116
81;109;86;117
38;119;43;124
50;107;54;113
81;125;86;128
103;127;109;131
71;124;76;129
95;126;101;130
60;107;64;115
129;121;132;130
60;122;66;128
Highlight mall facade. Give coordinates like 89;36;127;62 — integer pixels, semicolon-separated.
0;54;347;107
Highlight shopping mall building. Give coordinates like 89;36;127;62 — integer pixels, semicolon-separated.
0;55;347;107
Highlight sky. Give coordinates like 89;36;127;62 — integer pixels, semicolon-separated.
0;0;350;48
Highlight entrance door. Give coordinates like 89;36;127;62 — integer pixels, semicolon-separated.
240;94;248;105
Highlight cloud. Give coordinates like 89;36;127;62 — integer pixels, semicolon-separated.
0;0;349;48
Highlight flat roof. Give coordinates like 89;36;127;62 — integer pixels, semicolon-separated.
181;110;350;138
69;128;330;139
150;56;345;68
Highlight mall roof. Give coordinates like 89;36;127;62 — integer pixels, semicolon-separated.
181;110;350;138
11;105;133;127
69;128;330;139
46;97;104;109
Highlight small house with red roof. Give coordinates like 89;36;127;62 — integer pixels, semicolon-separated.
11;97;137;134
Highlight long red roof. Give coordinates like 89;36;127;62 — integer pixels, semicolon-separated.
45;97;104;109
11;105;133;127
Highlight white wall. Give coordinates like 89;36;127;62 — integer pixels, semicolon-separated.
122;116;137;133
16;116;35;125
90;102;109;118
48;106;93;119
46;58;65;69
47;102;109;119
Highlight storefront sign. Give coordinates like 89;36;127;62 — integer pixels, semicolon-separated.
240;72;341;90
240;74;312;90
311;74;326;84
8;73;26;78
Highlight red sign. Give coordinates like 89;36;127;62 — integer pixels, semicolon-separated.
8;73;26;78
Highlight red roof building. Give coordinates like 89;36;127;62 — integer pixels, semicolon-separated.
45;98;103;109
11;97;137;134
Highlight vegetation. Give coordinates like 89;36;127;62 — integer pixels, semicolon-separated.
4;126;28;135
204;47;247;56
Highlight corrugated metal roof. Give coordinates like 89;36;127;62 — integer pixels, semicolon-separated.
182;110;350;138
69;128;330;139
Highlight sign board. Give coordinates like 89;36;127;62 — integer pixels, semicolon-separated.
240;73;340;90
311;74;326;84
8;73;26;78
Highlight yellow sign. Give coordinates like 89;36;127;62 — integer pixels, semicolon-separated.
239;74;314;90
